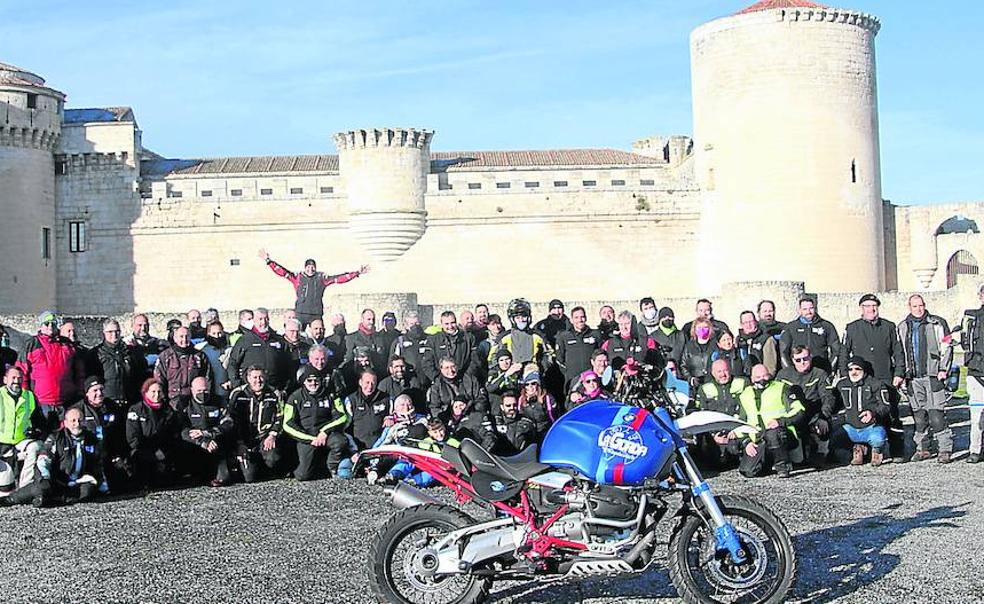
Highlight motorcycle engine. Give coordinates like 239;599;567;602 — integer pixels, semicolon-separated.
545;485;641;544
585;485;637;520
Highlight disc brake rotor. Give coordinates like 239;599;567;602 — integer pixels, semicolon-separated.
700;527;769;591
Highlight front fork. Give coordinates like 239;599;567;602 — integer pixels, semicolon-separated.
675;447;747;564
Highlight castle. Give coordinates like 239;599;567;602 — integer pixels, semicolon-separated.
1;0;982;329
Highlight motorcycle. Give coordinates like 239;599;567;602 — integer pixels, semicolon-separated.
357;374;797;604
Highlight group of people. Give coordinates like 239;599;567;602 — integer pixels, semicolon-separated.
2;251;982;507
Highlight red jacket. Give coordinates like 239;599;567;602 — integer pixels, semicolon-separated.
19;334;78;406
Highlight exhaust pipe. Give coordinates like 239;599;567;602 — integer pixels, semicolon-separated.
387;482;440;509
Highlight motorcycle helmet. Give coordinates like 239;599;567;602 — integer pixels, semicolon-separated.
507;298;531;319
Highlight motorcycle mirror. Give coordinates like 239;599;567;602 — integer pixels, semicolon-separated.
602;366;614;385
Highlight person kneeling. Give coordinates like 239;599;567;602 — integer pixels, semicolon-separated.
283;366;348;480
378;417;458;487
833;357;890;467
181;377;236;487
730;364;805;479
3;407;106;507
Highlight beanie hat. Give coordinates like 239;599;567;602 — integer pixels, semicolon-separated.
658;307;675;320
304;258;317;267
84;376;104;393
858;293;880;306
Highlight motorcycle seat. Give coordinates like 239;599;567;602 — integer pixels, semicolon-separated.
457;439;550;482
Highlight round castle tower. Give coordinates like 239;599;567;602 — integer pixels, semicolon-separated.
0;62;64;313
333;128;433;262
692;1;884;293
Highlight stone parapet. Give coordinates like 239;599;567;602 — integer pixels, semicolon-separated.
0;125;59;151
333;128;433;151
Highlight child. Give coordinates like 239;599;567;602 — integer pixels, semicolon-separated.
373;417;458;487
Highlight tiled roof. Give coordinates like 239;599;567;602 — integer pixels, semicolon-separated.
141;154;340;177
431;149;662;171
140;148;665;178
737;0;827;14
63;107;134;124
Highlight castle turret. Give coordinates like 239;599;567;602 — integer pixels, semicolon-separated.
691;1;884;293
333;128;433;262
0;62;64;312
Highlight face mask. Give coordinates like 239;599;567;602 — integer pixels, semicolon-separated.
643;308;657;321
696;327;711;340
753;379;769;390
661;318;673;326
206;335;227;349
514;319;529;331
193;392;208;404
241;319;254;331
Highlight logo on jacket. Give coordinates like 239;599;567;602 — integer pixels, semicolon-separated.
598;425;649;464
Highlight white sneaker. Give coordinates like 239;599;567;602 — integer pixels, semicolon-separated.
366;470;379;485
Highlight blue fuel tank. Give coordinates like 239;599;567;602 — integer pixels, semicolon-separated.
539;401;676;486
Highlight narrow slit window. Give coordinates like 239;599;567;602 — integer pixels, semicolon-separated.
68;221;86;253
851;159;857;183
42;227;51;260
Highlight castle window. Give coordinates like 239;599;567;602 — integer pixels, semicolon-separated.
26;93;37;109
55;158;68;175
611;179;625;186
640;179;655;186
42;228;51;260
320;186;333;194
554;181;568;187
230;189;243;197
496;182;511;189
468;183;482;190
851;159;857;183
525;181;540;188
169;190;183;198
68;221;86;253
260;188;273;196
290;187;303;194
230;258;240;266
201;190;212;197
583;180;597;187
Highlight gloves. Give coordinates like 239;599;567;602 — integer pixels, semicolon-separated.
813;418;830;437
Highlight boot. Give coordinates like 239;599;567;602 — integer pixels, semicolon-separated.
774;462;792;479
870;449;884;467
910;450;933;463
967;453;981;464
851;444;866;466
938;452;952;464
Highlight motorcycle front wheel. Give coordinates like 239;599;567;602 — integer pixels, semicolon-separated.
668;494;796;604
368;503;492;604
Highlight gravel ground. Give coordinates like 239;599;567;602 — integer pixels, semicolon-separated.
3;403;981;604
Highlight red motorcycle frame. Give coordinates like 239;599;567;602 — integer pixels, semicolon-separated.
359;445;587;561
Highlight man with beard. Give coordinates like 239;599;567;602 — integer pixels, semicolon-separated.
597;305;618;341
776;345;836;467
327;313;348;359
345;309;388;374
181;377;236;487
345;370;389;451
227;366;286;482
391;311;430;387
534;299;573;349
493;391;537;455
378;355;426;413
154;327;211;411
259;249;368;329
186;309;206;342
757;300;786;339
86;319;144;405
125;313;168;377
0;367;46;498
779;297;840;373
282;366;349;480
71;377;129;491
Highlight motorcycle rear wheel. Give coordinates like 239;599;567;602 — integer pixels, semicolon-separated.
368;503;492;604
668;494;796;604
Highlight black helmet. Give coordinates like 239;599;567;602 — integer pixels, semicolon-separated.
507;298;531;318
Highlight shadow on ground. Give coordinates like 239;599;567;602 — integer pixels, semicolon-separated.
490;504;967;603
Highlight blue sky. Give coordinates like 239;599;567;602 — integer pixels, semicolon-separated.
2;0;980;204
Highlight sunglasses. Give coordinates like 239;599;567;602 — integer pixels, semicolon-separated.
583;378;599;384
848;366;864;372
793;356;811;363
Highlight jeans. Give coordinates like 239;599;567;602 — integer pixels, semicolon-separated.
842;424;887;451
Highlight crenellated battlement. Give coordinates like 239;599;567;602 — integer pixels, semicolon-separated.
55;151;134;175
0;124;59;151
333;128;433;151
694;7;880;39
